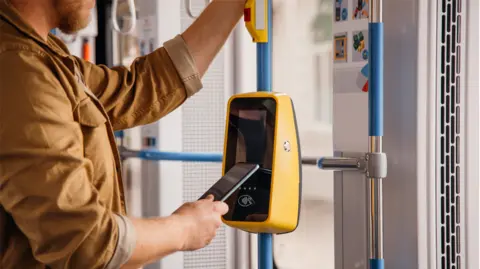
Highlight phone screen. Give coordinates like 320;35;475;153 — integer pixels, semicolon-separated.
199;163;260;202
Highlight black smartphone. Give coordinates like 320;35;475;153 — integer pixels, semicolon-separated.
199;163;260;202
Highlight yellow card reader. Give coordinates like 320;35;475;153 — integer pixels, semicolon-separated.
221;92;302;234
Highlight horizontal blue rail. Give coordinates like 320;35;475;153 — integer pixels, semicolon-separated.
121;149;324;165
137;150;223;162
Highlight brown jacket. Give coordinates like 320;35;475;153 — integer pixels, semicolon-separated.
0;1;202;268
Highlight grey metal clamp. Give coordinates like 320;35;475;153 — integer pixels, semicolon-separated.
364;152;388;178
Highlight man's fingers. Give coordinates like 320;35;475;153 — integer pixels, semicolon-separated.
213;201;229;215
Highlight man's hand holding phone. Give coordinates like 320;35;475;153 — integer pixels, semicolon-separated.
172;195;229;251
171;163;258;252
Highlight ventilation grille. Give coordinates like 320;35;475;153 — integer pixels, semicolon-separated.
181;1;229;268
438;0;464;268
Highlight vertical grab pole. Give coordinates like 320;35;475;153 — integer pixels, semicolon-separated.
368;1;384;269
243;0;273;267
257;0;273;268
256;0;272;92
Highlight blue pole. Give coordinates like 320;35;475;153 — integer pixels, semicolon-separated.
368;23;384;138
368;1;384;268
258;233;273;269
257;0;273;268
256;2;273;91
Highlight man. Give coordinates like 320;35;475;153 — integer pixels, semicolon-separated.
0;0;245;268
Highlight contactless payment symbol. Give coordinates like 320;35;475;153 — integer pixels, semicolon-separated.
238;195;255;207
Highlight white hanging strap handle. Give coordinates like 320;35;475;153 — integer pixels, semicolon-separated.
111;0;137;35
186;0;211;19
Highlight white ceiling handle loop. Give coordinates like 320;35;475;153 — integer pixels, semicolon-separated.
186;0;211;19
111;0;137;35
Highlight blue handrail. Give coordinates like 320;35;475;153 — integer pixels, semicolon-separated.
138;150;223;162
257;0;274;268
368;3;385;268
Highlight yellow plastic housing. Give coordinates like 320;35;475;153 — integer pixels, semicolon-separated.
244;0;268;43
221;92;301;234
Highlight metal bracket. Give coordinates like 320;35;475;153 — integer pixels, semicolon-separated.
320;156;365;171
365;152;388;178
118;146;138;160
312;151;387;178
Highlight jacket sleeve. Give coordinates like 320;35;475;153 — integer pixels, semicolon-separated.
0;50;128;269
77;35;203;130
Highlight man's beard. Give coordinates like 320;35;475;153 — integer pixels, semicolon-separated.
55;0;91;34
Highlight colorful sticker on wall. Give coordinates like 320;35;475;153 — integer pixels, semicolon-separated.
356;63;369;92
335;0;348;22
352;30;368;62
352;0;369;20
334;33;347;63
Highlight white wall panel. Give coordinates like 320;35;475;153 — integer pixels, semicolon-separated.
180;1;235;269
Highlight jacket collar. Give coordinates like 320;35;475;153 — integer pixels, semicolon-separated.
0;0;69;57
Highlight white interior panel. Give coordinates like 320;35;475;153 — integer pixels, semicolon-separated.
137;1;185;268
334;0;480;268
180;1;235;268
464;1;480;269
271;0;335;268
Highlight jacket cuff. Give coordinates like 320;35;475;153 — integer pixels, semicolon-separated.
163;35;203;98
105;214;137;269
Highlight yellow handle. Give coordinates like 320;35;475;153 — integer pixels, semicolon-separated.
244;0;268;43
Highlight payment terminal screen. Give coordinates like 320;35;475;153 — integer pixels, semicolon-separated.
223;98;276;222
